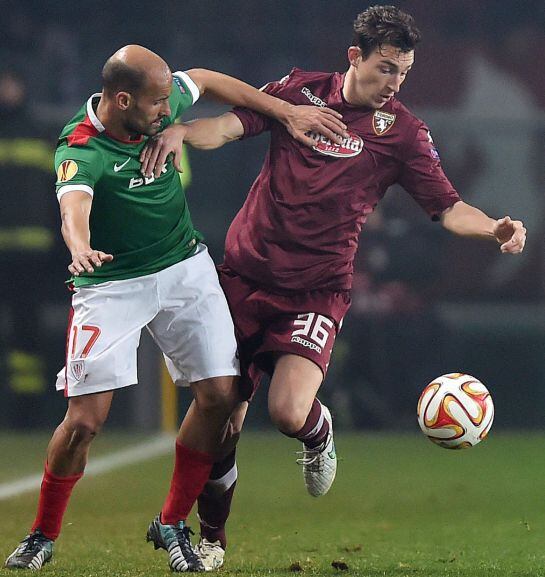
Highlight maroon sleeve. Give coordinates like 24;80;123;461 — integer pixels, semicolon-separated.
231;74;292;139
398;124;461;220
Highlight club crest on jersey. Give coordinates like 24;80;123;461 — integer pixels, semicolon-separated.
310;131;363;158
57;160;79;182
70;359;85;381
372;111;396;135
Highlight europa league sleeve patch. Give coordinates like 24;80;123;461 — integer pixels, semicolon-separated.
57;160;79;183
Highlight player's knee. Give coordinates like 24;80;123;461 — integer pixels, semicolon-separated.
64;416;104;446
269;403;307;435
194;377;239;416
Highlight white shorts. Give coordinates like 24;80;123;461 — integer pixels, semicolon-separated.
56;244;239;397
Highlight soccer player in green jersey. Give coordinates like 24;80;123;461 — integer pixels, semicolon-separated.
4;45;347;573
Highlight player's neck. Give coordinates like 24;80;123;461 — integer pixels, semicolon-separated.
95;96;135;141
342;67;372;108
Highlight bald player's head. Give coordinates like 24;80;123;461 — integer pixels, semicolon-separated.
102;45;170;97
100;45;173;137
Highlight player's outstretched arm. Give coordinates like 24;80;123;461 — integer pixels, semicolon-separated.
441;201;526;254
186;68;348;147
59;191;113;276
140;113;244;178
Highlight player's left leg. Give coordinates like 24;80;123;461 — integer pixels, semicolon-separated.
268;354;337;497
145;246;240;572
194;402;248;570
147;376;240;573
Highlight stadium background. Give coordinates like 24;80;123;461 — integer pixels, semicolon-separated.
1;0;544;434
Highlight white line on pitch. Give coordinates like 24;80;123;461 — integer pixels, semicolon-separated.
0;434;175;501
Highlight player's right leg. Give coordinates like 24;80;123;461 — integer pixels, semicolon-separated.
6;274;158;570
268;354;337;497
5;392;113;570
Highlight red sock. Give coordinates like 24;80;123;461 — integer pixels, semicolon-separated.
31;463;83;540
286;398;330;449
161;441;214;525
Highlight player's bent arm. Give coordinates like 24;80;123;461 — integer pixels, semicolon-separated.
59;190;113;275
140;113;244;178
186;68;347;147
184;113;245;150
441;200;526;254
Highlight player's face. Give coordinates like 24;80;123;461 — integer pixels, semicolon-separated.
348;44;414;108
126;74;172;136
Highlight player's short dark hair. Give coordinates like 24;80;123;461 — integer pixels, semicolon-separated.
101;59;147;96
352;5;421;58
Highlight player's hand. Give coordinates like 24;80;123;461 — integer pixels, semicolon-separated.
493;216;526;254
69;249;114;276
140;124;188;179
282;105;348;148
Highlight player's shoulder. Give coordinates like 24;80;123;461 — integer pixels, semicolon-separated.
274;67;337;89
55;104;104;174
57;95;107;152
389;98;425;130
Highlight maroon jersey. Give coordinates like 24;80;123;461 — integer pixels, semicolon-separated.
226;68;461;293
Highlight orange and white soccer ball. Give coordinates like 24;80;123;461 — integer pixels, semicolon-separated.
417;373;494;449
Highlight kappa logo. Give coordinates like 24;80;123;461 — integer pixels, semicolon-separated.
57;160;79;182
113;158;131;172
372;110;396;135
301;87;327;108
291;335;322;354
71;359;85;381
310;131;364;158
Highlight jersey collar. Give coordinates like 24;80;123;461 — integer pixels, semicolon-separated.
86;93;144;145
87;93;106;132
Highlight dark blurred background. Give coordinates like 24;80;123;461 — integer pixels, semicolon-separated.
1;0;543;432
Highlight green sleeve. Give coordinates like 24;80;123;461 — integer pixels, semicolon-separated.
168;71;201;121
54;143;104;196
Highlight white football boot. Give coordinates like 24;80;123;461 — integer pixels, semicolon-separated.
296;405;337;497
195;538;225;571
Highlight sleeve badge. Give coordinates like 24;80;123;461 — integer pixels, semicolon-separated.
57;160;79;182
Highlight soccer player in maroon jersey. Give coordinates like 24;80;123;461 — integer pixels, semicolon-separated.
141;5;526;569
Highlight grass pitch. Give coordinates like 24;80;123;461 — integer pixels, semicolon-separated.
1;431;544;576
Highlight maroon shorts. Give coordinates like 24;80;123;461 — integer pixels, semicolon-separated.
218;266;351;401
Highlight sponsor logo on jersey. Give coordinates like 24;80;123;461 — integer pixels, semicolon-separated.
71;359;85;381
301;87;327;108
113;158;131;172
57;160;79;182
372;110;396;135
128;165;168;189
310;131;363;158
173;74;186;94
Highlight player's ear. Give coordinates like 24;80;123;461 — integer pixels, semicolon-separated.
348;46;362;68
116;91;131;111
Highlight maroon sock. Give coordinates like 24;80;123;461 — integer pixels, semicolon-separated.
161;441;214;525
286;398;330;449
197;450;238;549
31;463;83;541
